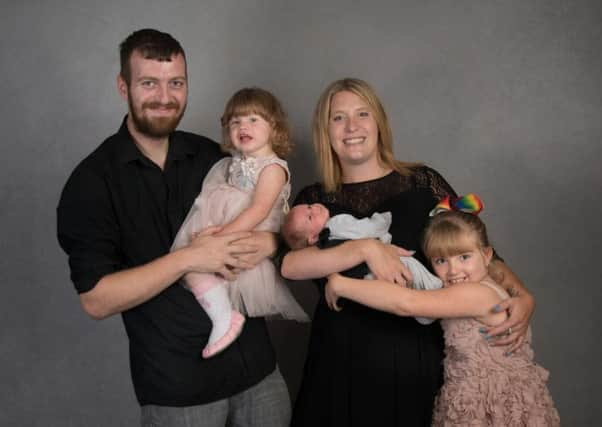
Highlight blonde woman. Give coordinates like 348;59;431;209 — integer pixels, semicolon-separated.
282;78;535;426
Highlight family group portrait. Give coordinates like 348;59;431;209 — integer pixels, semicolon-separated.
2;1;600;425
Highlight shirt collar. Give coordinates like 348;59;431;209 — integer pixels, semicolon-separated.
114;115;197;165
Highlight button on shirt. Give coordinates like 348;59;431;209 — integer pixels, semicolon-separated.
57;118;276;406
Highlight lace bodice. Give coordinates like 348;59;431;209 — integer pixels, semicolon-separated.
290;166;455;426
295;166;455;217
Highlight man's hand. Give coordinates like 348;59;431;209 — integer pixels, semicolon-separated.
187;226;254;280
231;231;277;270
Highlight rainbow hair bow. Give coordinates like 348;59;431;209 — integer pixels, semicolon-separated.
429;193;484;217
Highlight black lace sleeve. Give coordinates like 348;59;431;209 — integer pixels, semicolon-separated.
415;166;457;201
417;166;505;261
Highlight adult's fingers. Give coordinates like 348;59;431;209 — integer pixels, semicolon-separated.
486;327;522;347
484;320;528;349
218;267;237;282
484;300;527;339
326;295;342;312
394;245;415;258
222;231;253;243
506;333;525;354
391;271;408;287
197;225;222;236
399;262;413;285
225;255;253;271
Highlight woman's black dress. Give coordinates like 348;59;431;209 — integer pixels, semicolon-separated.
291;167;456;427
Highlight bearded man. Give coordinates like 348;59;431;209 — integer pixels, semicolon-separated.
57;29;290;427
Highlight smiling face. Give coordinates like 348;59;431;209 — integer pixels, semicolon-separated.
430;233;493;287
228;114;274;158
327;90;380;171
221;87;291;158
118;50;187;138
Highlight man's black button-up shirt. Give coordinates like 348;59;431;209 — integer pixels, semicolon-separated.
57;119;276;406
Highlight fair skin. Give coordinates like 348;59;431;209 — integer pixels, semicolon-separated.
287;203;331;246
116;51;187;169
80;52;277;320
183;112;287;284
328;90;387;181
325;239;510;345
282;91;413;286
213;113;287;235
282;90;534;351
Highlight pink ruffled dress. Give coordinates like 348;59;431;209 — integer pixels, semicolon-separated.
432;279;559;426
172;154;308;321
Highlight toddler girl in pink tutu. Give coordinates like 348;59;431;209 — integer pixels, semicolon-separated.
172;88;307;358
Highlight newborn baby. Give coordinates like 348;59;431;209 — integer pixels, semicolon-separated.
282;203;442;324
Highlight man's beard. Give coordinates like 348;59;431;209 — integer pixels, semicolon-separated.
128;97;186;138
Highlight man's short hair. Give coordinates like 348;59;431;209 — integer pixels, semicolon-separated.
119;28;186;84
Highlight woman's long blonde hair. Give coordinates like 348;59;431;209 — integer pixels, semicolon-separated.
312;78;416;192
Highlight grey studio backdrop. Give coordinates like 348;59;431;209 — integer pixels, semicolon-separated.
2;0;600;425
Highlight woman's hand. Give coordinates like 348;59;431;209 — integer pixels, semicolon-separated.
362;239;414;286
482;292;535;354
481;260;535;354
325;273;344;311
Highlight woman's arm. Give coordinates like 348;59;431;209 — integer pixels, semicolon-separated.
281;238;413;284
217;163;287;235
325;273;501;319
482;260;535;352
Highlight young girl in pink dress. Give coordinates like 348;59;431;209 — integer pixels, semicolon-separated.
325;194;559;426
172;88;307;358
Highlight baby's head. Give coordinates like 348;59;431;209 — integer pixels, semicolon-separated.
422;207;493;285
282;203;330;249
220;87;292;158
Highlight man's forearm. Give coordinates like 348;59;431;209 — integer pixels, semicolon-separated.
80;249;193;319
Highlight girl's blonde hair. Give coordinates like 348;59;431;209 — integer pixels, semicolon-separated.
312;77;417;192
221;87;292;158
422;211;491;259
